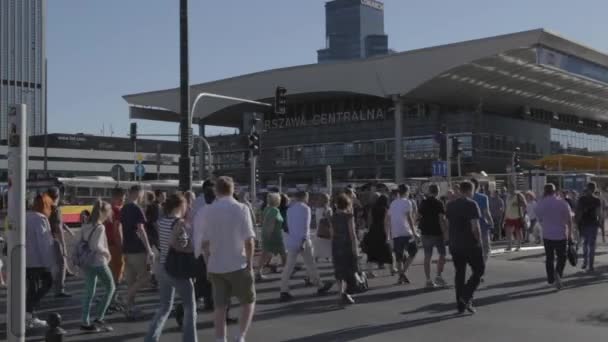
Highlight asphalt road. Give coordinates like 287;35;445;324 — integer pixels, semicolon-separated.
2;242;608;342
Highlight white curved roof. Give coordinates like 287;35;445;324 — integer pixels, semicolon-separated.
123;29;608;127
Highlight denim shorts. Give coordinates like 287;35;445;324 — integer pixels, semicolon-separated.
421;235;446;256
393;236;418;262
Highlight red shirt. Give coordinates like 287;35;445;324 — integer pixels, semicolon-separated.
104;205;122;245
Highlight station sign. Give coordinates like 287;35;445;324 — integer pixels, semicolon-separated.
264;107;387;130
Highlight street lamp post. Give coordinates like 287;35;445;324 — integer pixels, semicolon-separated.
178;0;192;192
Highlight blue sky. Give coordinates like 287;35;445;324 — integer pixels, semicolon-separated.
48;0;608;137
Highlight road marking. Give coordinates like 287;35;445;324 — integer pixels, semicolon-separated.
491;245;545;255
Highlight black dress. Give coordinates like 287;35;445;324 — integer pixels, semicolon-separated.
331;212;358;281
362;206;393;264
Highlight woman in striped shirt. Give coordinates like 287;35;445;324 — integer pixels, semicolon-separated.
145;193;198;342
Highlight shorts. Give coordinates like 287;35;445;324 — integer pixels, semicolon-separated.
421;235;446;256
393;236;418;262
108;244;125;283
505;218;524;232
209;268;256;307
124;253;149;287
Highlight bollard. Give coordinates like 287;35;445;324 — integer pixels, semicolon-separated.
45;312;66;342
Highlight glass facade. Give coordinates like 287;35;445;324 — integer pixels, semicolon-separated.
318;0;388;63
550;128;608;154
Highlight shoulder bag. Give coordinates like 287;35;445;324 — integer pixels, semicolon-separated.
164;219;197;279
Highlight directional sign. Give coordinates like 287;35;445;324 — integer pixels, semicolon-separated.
432;161;448;177
135;163;146;178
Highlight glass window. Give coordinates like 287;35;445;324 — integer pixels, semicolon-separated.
91;188;105;198
76;187;90;197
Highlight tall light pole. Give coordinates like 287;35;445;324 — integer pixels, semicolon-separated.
178;0;192;191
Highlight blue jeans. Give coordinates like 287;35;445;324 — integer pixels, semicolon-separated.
581;225;599;269
145;266;197;342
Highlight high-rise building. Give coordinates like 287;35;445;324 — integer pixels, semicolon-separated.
0;0;46;140
317;0;389;63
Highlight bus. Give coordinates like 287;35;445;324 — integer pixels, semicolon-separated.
27;177;206;225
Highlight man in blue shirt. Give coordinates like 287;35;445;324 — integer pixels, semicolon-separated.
471;179;495;264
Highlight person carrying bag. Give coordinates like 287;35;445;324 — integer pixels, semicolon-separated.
145;193;198;342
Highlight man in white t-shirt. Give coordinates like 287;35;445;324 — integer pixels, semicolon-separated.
386;184;419;284
200;177;256;342
279;191;333;302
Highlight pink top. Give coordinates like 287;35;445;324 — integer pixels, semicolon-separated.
535;195;571;240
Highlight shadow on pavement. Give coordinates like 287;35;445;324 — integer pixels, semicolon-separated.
281;313;463;342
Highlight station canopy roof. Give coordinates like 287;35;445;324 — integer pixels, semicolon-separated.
123;29;608;128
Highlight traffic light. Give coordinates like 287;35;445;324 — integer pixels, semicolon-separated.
274;86;287;115
452;137;463;158
436;126;447;160
513;147;522;173
248;132;260;156
130;122;137;142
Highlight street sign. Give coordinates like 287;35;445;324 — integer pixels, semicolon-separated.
135;163;146;178
111;164;126;181
136;153;144;162
432;161;448;177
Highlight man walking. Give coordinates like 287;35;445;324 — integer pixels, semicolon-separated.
120;185;155;319
576;182;602;272
386;184;419;284
489;190;505;241
192;180;217;311
200;177;256;342
417;184;448;288
279;191;333;302
535;183;572;290
471;179;494;264
105;187;126;313
446;181;485;314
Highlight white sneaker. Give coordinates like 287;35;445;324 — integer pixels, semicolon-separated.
425;280;437;289
435;276;447;287
27;317;48;329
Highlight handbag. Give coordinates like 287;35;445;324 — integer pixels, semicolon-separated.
164;219;197;279
567;240;578;267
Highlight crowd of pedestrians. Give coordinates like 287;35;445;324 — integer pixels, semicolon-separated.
10;174;607;341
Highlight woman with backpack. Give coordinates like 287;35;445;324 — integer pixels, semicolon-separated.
145;193;197;342
80;199;116;333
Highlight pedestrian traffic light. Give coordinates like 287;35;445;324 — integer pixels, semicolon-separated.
130;122;137;142
452;137;463;158
275;86;287;115
513;147;522;173
248;132;260;156
255;168;260;185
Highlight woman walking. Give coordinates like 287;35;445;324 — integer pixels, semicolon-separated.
25;194;55;329
314;194;333;261
257;192;286;281
331;194;359;305
145;193;197;342
80;199;116;333
362;195;393;273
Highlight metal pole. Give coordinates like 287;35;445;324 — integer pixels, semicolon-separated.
326;165;333;195
457;153;462;177
278;173;284;193
393;97;404;184
133;141;137;182
250;152;257;207
43;59;48;176
156;144;161;180
178;0;192;192
198;124;205;181
446;132;452;187
7;104;27;342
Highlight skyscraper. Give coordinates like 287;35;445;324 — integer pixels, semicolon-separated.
317;0;389;63
1;0;46;140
